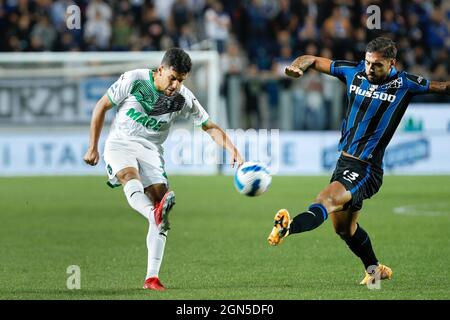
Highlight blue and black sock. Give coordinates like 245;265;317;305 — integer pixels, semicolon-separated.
341;223;378;270
289;203;328;234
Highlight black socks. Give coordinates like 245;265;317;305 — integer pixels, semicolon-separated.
289;203;328;234
342;223;378;270
288;204;378;271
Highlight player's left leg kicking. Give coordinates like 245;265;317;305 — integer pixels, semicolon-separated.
138;153;175;291
114;167;175;291
268;178;392;285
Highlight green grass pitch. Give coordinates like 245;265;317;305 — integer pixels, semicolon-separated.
0;175;449;300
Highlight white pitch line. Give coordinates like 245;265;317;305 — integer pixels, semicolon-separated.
393;204;449;217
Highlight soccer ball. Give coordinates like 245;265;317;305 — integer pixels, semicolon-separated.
234;161;272;196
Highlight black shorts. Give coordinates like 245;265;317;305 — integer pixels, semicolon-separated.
330;154;384;211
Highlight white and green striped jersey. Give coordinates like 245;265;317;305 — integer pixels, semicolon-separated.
105;68;209;150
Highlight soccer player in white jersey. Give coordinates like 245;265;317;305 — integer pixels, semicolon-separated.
83;48;244;291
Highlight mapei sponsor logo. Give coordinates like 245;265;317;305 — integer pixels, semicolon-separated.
349;85;396;102
126;108;167;131
380;77;403;90
384;138;429;170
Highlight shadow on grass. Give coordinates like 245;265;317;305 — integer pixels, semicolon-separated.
0;288;165;299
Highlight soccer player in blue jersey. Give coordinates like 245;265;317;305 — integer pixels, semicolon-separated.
268;37;450;285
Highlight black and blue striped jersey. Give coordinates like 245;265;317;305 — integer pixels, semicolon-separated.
330;60;430;168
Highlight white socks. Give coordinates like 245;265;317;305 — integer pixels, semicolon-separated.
123;179;155;224
123;179;166;279
146;223;167;279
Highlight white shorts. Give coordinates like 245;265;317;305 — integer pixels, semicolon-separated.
103;139;167;188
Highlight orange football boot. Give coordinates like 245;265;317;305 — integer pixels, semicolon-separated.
268;209;291;246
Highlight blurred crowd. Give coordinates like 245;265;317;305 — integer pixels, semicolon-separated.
0;0;449;129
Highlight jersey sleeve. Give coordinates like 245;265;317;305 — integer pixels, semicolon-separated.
330;60;362;82
106;71;134;106
181;87;210;126
191;98;210;126
404;72;430;95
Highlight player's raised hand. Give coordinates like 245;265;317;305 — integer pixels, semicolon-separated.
83;148;100;166
285;66;304;78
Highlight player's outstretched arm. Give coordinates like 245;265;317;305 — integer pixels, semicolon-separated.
285;55;332;78
201;120;244;168
83;94;113;166
428;81;450;95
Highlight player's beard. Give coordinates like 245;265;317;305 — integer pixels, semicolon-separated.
368;73;387;84
367;74;378;83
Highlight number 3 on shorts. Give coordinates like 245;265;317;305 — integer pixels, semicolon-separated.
343;170;359;183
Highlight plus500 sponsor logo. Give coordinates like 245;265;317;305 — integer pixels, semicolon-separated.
349;85;396;102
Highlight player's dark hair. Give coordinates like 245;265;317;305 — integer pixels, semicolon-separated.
366;37;397;59
161;47;192;74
